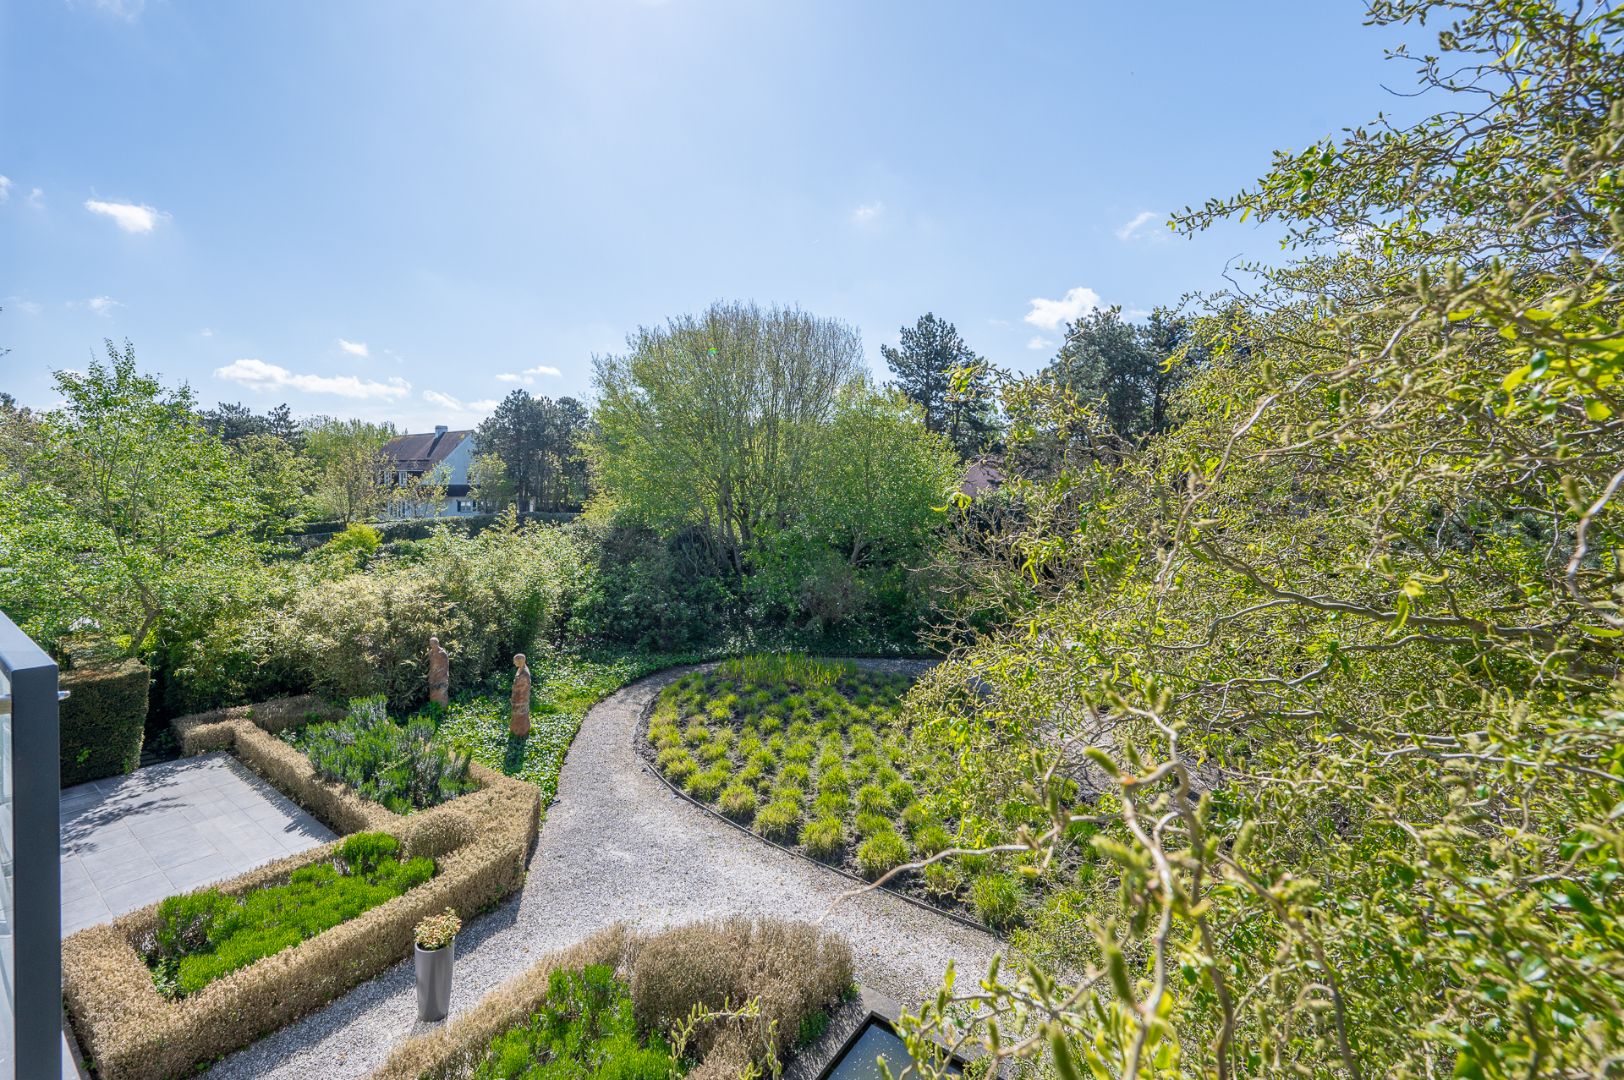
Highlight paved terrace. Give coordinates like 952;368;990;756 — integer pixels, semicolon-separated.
60;752;336;936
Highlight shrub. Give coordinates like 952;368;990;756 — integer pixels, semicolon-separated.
294;697;476;814
148;832;434;998
803;816;845;861
718;783;758;822
325;522;382;560
756;800;802;843
856;830;908;879
969;872;1023;929
59;658;150;787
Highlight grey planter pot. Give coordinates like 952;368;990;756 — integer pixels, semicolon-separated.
415;939;455;1022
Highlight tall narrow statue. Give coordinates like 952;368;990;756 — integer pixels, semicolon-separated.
510;653;532;738
427;636;450;707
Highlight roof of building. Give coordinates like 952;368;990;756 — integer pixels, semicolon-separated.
959;459;1005;498
382;427;472;471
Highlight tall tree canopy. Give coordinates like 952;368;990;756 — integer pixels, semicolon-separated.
302;416;395;523
1044;304;1202;441
0;343;265;657
476;390;590;512
882;312;999;456
590;300;865;572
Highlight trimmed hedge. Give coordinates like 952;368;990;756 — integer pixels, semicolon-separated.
368;918;854;1080
63;697;541;1080
60;658;150;788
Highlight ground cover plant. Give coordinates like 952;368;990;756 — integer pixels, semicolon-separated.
146;832;434;998
471;964;677;1080
644;655;1031;926
287;696;477;813
435;647;711;811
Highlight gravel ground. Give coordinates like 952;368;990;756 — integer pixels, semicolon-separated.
201;662;1002;1080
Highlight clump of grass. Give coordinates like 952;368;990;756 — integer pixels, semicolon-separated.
719;783;757;822
856;830;908;880
813;790;849;817
970;872;1024;929
914;823;952;857
855;783;891;816
803;816;845;860
921;862;959;898
900;802;932;834
685;766;728;802
854;811;892;838
756;800;802;843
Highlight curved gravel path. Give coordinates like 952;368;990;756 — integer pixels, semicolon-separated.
202;663;1002;1080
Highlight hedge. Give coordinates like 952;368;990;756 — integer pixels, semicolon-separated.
62;697;541;1080
60;658;150;788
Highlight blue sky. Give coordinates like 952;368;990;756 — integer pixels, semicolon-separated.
3;1;1412;431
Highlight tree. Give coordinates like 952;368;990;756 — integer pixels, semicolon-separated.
467;451;513;511
302;416;395;523
200;401;302;448
476;391;590;512
590;301;864;574
899;4;1624;1078
0;342;264;657
881;313;998;456
1044;304;1201;441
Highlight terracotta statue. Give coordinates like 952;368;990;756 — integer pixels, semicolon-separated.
427;636;450;707
510;653;532;738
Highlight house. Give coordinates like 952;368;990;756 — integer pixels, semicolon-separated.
380;425;482;517
959;458;1005;499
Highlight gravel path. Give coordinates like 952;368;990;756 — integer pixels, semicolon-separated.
202;663;1002;1080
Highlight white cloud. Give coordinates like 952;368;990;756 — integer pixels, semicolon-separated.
87;296;123;316
0;176;11;203
199;328;213;337
422;390;498;414
495;364;562;386
84;198;168;234
1024;286;1102;331
1026;336;1055;351
337;338;369;358
851;201;884;224
1115;210;1159;242
28;187;44;209
4;296;41;315
214;358;412;400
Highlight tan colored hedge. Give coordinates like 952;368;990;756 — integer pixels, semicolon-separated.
63;699;539;1080
369;918;855;1080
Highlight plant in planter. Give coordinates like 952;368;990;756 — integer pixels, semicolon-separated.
414;907;462;1022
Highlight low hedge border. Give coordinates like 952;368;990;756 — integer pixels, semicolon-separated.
60;658;150;787
63;697;542;1080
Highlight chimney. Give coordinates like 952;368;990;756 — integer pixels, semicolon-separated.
434;425;448;435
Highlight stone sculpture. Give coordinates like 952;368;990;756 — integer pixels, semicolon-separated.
510;653;532;738
428;636;450;707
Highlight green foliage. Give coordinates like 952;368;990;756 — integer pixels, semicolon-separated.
0;343;268;659
718;783;758;822
754;799;801;843
58;657;149;787
881;312;1000;457
476;391;590;513
323;522;381;561
905;5;1624;1077
292;696;475;814
474;964;680;1080
149;832;432;998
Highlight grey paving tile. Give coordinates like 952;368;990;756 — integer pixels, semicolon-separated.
166;852;240;893
137;825;220;862
127;811;196;842
82;851;163;891
61;893;112;936
97;871;175;916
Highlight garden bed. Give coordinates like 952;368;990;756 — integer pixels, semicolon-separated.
638;656;1027;929
368;917;855;1080
62;695;542;1080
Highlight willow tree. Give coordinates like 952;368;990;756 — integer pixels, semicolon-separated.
588;301;865;574
893;4;1624;1079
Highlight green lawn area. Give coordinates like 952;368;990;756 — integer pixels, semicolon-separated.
432;647;711;812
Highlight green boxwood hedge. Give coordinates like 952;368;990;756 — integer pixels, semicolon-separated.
60;658;150;787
